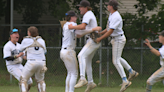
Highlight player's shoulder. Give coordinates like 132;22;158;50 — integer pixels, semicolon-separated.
115;11;122;17
63;21;68;26
160;45;164;50
71;22;77;26
37;37;44;41
4;41;11;47
84;11;93;17
3;41;13;50
63;22;77;28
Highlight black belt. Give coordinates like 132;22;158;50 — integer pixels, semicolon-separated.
111;34;123;39
63;47;74;50
28;59;46;61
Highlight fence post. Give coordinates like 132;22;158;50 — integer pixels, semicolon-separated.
99;0;102;85
140;25;144;75
10;0;14;84
107;47;109;86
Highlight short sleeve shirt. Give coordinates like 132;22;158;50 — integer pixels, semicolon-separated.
62;22;77;49
3;41;21;65
82;11;97;37
107;11;124;37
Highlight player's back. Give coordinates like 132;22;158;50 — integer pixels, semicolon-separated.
20;37;46;60
62;22;77;49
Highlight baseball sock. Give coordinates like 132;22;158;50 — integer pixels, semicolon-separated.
128;68;133;74
80;75;86;80
122;77;127;82
146;85;152;92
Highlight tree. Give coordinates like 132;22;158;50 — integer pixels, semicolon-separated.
48;0;70;20
120;0;163;47
14;0;46;24
134;0;161;15
0;0;5;20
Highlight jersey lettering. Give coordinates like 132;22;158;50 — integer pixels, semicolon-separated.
34;47;39;50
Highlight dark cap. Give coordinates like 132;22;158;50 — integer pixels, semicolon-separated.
105;0;118;7
65;10;77;17
158;31;164;36
77;0;90;7
10;28;19;34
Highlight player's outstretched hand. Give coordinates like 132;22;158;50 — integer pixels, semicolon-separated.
92;26;102;32
68;24;73;29
145;39;151;47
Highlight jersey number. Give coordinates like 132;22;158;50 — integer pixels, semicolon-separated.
34;47;39;50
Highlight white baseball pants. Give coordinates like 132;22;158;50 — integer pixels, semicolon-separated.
7;64;33;84
111;35;132;78
147;66;164;85
78;38;101;83
21;60;46;82
60;48;78;92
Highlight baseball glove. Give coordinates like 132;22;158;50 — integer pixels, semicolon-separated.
59;20;67;28
90;32;101;43
13;56;23;64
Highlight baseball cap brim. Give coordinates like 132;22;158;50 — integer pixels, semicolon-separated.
77;4;82;7
11;28;18;34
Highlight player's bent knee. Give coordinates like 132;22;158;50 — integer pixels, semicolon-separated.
147;79;153;85
112;60;120;66
37;80;46;92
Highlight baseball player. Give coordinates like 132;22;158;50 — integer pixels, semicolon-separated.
95;0;139;92
19;26;47;92
60;10;102;92
68;0;101;92
3;28;33;91
145;31;164;92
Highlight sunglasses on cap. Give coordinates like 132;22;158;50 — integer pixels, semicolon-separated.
11;28;18;34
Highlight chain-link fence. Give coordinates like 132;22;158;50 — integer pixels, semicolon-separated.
0;46;161;87
0;24;162;87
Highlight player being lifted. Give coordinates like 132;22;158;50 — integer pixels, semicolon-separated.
145;31;164;92
60;10;101;92
19;26;47;92
95;0;139;92
68;0;101;92
3;28;33;91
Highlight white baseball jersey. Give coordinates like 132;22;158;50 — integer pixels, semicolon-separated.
107;11;124;37
20;37;46;60
77;10;101;84
159;45;164;66
62;22;77;49
82;10;97;38
3;41;21;65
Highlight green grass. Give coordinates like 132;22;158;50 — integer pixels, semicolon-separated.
0;86;163;92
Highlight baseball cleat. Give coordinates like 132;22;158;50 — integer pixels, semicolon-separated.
120;81;132;92
128;70;139;81
74;79;88;88
85;82;97;92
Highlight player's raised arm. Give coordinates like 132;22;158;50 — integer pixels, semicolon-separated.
145;39;161;56
69;23;87;30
